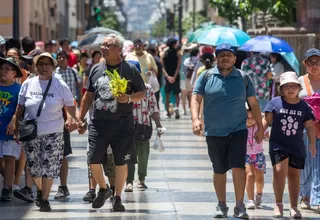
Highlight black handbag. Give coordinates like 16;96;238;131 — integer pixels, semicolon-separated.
135;123;153;141
18;77;52;142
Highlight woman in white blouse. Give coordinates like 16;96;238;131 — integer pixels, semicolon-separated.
15;52;76;212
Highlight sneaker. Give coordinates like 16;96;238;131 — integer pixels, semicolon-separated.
1;187;12;202
290;207;302;219
255;194;262;206
54;185;70;200
175;108;180;119
92;188;113;209
83;190;96;203
124;183;133;192
112;196;125;212
137;182;148;189
246;200;255;210
13;186;34;203
40;199;51;212
233;204;249;219
36;190;42;207
12;184;19;192
300;200;311;210
213;203;228;218
274;203;284;218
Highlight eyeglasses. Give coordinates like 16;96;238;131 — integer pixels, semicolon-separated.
306;61;320;67
37;62;52;68
100;43;118;49
0;67;14;72
282;84;300;90
217;53;234;58
134;44;143;48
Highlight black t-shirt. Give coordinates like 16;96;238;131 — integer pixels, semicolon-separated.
86;60;146;121
163;48;179;79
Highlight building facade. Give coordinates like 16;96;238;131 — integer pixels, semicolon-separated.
0;0;89;41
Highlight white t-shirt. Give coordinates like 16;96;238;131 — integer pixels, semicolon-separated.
18;76;75;135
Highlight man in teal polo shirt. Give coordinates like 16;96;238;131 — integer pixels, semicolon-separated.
191;43;264;219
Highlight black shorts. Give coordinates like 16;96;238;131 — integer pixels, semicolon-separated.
87;119;135;166
63;128;72;157
165;80;181;95
270;150;305;169
206;129;248;174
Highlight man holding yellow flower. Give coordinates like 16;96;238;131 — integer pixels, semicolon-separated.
78;33;146;212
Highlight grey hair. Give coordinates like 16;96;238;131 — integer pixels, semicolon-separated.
106;33;125;49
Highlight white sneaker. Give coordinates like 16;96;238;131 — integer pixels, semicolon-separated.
255;194;262;206
12;184;19;192
246;200;256;210
300;201;311;210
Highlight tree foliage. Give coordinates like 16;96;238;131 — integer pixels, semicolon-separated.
209;0;297;32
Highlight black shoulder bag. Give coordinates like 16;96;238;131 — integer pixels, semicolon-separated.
18;77;53;142
134;104;153;141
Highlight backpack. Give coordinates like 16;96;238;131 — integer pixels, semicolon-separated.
204;68;248;95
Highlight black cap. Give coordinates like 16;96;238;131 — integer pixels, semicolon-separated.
166;37;178;47
304;48;320;60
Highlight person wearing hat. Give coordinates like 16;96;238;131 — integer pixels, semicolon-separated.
162;37;181;119
299;48;320;211
0;57;22;202
14;52;76;212
125;39;158;84
12;48;43;203
192;43;263;218
262;71;316;218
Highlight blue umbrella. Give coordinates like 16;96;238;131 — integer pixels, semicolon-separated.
238;35;293;53
280;52;300;75
197;27;251;47
78;34;105;48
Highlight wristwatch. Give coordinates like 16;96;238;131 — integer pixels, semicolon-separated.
128;95;132;103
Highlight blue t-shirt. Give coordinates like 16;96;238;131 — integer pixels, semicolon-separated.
264;96;315;158
193;66;256;136
0;83;21;140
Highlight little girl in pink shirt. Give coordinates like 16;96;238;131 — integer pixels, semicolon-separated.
245;103;268;210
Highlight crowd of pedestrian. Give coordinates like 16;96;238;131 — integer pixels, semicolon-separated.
1;31;320;219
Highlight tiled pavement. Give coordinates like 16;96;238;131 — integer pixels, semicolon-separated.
1;114;320;219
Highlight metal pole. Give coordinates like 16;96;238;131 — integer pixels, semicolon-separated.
192;0;195;31
13;0;20;39
178;0;182;44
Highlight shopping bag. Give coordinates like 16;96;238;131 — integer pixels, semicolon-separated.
148;73;160;92
152;135;164;152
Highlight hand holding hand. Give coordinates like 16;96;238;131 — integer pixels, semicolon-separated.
77;119;87;134
65;117;77;132
254;127;264;144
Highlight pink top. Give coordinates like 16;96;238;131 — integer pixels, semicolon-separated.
246;124;264;155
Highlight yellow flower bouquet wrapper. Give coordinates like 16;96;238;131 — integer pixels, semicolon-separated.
105;69;128;97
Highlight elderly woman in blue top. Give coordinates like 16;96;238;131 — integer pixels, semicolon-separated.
191;43;264;219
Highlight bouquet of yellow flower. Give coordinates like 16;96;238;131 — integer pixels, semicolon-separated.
105;69;128;97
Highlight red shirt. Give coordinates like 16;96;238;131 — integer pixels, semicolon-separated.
68;52;77;67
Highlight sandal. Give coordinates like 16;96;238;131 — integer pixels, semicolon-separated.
137;182;148;189
274;203;284;218
290;207;302;219
124;183;133;192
